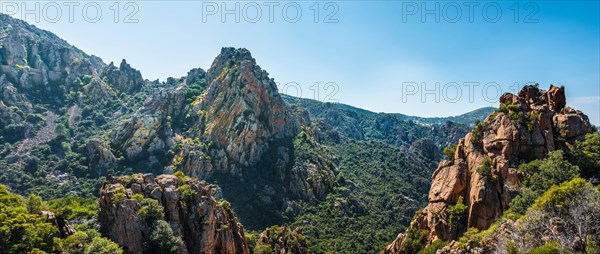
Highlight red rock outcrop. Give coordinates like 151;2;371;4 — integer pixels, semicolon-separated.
385;85;594;253
99;173;250;254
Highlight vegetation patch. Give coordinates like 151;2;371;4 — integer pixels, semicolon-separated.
476;157;495;183
470;120;489;144
443;144;457;160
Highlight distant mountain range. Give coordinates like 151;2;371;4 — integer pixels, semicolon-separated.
282;95;496;126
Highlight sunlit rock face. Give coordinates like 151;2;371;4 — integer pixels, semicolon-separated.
385;85;594;254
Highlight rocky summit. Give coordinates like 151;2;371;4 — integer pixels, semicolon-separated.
384;85;595;253
194;48;299;173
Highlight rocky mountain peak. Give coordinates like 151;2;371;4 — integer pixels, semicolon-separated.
385;84;595;253
206;48;254;83
500;84;566;113
101;59;144;93
192;47;299;173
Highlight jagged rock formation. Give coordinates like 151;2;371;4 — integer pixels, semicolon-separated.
82;140;118;175
99;173;249;254
101;60;144;94
191;48;299;175
384;85;594;253
110;84;188;162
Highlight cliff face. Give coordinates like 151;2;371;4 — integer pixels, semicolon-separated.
110;84;188;162
99;173;249;254
385;85;594;253
191;47;299;176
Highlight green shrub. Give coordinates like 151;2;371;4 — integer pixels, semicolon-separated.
476;157;494;183
137;199;164;221
177;184;197;202
219;200;232;211
418;240;447;254
401;226;430;253
457;227;480;249
507;240;520;254
111;187;127;204
532;177;590;211
443;144;457;160
498;104;521;113
571;132;600;179
149;220;183;254
526;242;569;254
525;111;539;131
174;171;187;185
255;244;273;254
83;237;123;254
54;231;90;253
121;174;141;187
132;193;145;202
470;120;488;144
447;196;468;226
184;81;206;105
25;194;44;214
47;197;98;220
509;151;579;214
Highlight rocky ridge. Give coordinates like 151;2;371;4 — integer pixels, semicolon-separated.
107;48;337;228
384;85;595;253
0;14;104;102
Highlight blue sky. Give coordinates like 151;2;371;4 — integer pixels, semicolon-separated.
2;1;599;125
